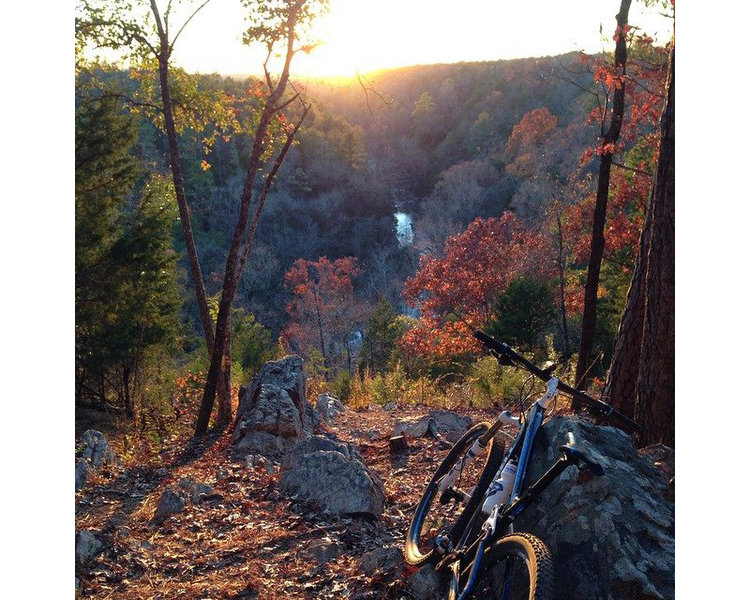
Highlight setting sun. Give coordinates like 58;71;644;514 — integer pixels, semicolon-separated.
170;0;673;78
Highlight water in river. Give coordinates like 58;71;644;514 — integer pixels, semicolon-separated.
395;212;414;246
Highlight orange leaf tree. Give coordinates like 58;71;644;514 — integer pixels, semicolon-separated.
401;213;555;361
283;256;362;375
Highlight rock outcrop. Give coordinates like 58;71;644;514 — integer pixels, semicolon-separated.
393;410;472;442
232;355;312;457
514;416;675;600
75;429;117;490
280;436;385;518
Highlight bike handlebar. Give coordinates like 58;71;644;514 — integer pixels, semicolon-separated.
474;330;642;435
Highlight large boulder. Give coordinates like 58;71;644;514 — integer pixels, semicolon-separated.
280;435;385;518
232;356;312;457
393;410;472;442
75;429;117;490
514;416;674;600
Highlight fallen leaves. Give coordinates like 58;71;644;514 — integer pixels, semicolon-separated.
75;405;497;599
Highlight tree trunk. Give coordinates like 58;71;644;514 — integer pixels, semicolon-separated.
193;110;271;435
556;214;571;359
150;3;234;423
122;363;133;420
635;45;674;446
155;52;214;352
215;320;233;429
574;0;632;395
195;20;306;435
602;187;653;417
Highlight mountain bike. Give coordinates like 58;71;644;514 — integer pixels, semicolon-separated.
404;330;642;600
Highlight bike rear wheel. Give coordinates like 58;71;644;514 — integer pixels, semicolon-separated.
470;532;553;600
405;423;504;567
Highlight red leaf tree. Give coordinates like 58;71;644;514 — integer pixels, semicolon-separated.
283;256;362;374
401;213;555;360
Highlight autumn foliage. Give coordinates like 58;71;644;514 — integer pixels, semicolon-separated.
283;256;361;370
579;31;670;166
505;107;558;178
401;213;554;359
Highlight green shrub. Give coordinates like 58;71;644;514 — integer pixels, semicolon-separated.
330;369;353;402
486;277;556;351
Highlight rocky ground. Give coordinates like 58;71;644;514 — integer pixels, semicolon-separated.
75;357;674;600
75;404;497;600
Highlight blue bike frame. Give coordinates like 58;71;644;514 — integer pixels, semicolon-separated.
454;400;547;600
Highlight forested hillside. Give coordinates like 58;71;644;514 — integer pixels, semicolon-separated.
75;0;671;448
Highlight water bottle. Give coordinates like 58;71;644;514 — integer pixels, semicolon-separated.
482;460;517;515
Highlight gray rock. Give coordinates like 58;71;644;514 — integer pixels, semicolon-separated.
232;356;312;457
316;393;347;423
394;410;472;442
300;538;347;564
75;430;117;490
177;477;213;502
246;454;277;474
76;530;103;565
305;402;321;432
357;545;402;575
514;416;674;600
78;429;117;468
280;435;385;518
383;402;397;411
75;458;91;491
282;435;364;468
152;487;187;523
407;564;440;600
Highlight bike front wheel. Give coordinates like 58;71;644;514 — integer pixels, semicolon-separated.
470;532;553;600
405;422;504;567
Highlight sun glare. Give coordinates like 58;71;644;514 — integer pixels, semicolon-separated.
169;0;673;80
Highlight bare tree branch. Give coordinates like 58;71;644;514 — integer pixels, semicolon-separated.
356;71;391;120
237;105;310;294
169;0;213;55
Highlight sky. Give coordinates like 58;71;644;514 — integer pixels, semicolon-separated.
164;0;674;78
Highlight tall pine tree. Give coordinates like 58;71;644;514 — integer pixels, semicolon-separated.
76;96;180;417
